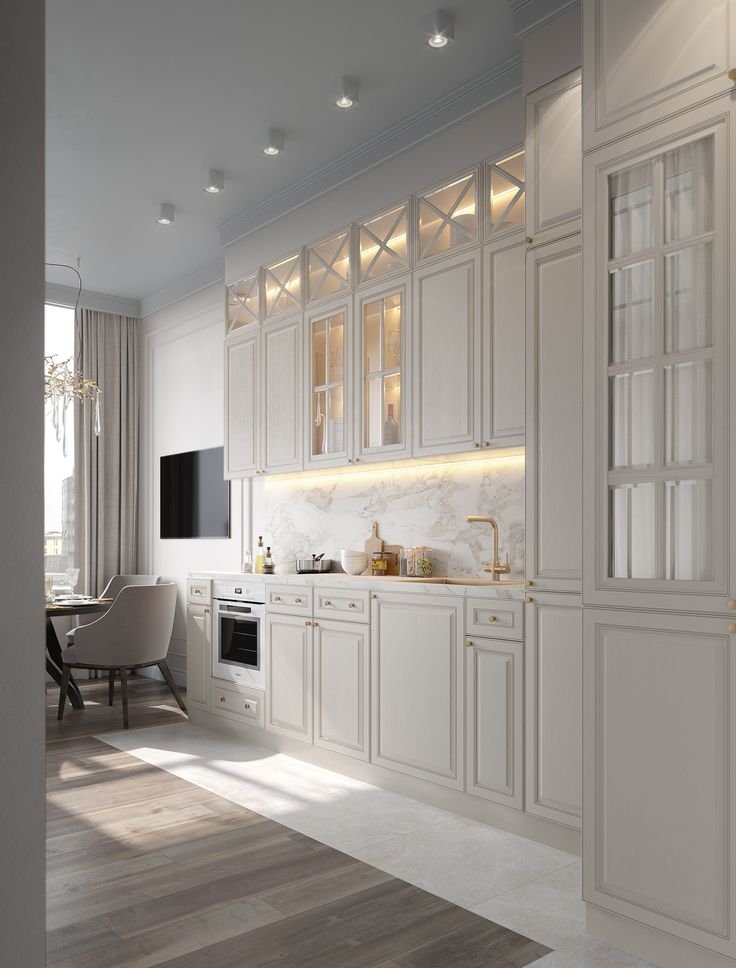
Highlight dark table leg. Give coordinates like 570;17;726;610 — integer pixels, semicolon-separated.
46;618;84;710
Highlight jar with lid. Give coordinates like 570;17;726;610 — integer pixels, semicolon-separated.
371;551;389;576
415;546;433;577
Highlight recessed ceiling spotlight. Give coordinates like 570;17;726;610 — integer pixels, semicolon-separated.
423;9;454;48
203;169;224;194
155;203;175;225
263;128;284;156
333;76;359;109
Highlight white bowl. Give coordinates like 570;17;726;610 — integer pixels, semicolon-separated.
340;551;369;575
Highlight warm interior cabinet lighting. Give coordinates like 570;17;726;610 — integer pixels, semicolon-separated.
227;272;260;330
308;230;351;302
264;252;301;317
358;204;409;282
418;171;478;259
488;150;525;235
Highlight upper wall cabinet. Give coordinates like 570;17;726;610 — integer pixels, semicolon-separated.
264;250;302;320
486;149;526;239
226;271;260;335
526;70;582;247
304;298;353;469
224;328;259;479
307;228;351;304
357;202;410;285
261;315;302;473
582;0;736;151
413;250;481;457
416;170;479;263
354;275;412;463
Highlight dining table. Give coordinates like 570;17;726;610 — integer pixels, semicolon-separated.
45;600;110;709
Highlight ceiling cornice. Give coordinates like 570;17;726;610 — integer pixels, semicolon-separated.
139;257;225;319
507;0;579;37
218;54;523;248
45;282;141;318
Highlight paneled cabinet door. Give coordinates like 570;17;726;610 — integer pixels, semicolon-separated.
483;237;525;447
304;298;353;468
465;637;523;809
526;237;582;592
525;594;582;829
262;315;302;473
583;0;736;151
224;329;259;479
185;604;211;710
413;249;482;456
371;593;463;789
583;608;735;957
265;614;313;743
526;69;582;247
314;620;369;761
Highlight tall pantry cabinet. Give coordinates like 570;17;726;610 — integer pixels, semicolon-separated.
524;68;583;831
582;2;736;964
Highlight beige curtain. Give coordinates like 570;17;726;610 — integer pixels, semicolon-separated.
75;309;139;596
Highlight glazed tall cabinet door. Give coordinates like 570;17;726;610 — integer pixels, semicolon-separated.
525;237;583;592
582;0;736;151
262;315;302;473
413;249;481;456
224;329;259;479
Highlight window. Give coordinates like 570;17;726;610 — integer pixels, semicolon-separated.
45;304;76;577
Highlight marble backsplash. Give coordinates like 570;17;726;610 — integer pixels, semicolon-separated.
251;456;525;578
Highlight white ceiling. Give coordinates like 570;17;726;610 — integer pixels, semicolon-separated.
46;0;520;302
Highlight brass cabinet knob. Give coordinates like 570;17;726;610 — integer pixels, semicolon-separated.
487;615;497;622
313;621;319;628
729;624;736;634
305;620;312;627
355;458;360;463
525;595;534;604
474;442;481;448
729;68;736;81
295;597;302;604
219;696;226;703
465;640;475;648
273;595;282;602
324;600;332;607
371;593;378;599
348;602;356;608
483;441;491;447
244;703;251;710
204;608;210;614
728;599;736;610
525;236;533;244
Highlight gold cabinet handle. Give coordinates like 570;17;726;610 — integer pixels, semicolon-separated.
487;615;497;623
371;593;378;600
729;624;736;634
729;68;736;81
348;602;356;608
204;608;210;614
313;621;319;628
305;620;312;627
295;597;302;604
525;236;533;244
483;441;491;447
273;595;282;602
244;702;251;710
324;600;332;607
219;696;226;703
728;599;736;610
474;442;481;448
466;640;475;648
525;595;534;604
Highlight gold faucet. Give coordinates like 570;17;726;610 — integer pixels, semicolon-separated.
465;515;511;580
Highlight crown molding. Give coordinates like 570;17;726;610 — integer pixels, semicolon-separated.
507;0;579;36
45;282;141;318
218;54;523;248
139;258;225;318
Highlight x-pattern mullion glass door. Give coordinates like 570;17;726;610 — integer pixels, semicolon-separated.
227;272;260;333
357;204;409;283
605;133;722;587
417;170;479;262
264;251;302;319
308;307;348;464
487;149;525;237
308;230;351;303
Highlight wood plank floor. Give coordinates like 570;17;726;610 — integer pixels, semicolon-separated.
47;678;551;968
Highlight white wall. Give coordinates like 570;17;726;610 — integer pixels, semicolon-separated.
0;1;46;962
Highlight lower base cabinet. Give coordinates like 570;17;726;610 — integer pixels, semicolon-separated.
185;603;211;711
583;607;736;959
314;619;369;761
265;613;313;743
371;593;463;789
525;593;582;828
465;636;523;809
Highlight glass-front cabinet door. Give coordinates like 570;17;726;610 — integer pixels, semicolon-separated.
486;149;525;238
354;276;411;462
590;123;728;611
226;271;260;335
305;299;351;467
357;202;409;284
307;228;351;304
264;250;302;319
416;169;479;263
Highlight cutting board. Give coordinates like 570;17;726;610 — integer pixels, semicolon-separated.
363;521;383;560
363;522;402;576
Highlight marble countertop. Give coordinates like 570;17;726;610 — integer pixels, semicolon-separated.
188;571;527;600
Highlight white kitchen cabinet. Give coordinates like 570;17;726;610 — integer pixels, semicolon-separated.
582;0;736;152
261;314;302;474
264;613;313;743
583;607;736;957
525;593;582;829
356;200;410;286
304;297;353;468
226;271;260;334
371;593;463;789
354;274;412;463
486;148;526;241
526;70;581;247
483;237;525;447
314;619;369;761
185;603;211;711
413;249;482;456
526;236;582;592
306;227;351;304
224;329;259;479
416;168;479;263
465;636;523;809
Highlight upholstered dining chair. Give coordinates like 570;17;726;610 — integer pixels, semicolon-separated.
100;573;160;600
58;582;186;729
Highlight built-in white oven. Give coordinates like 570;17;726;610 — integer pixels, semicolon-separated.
212;580;266;689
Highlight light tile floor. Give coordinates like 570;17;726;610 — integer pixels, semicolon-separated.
99;723;655;968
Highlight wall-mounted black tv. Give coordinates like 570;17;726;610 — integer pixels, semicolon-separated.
160;447;230;539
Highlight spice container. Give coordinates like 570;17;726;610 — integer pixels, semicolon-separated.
415;546;433;577
371;551;389;576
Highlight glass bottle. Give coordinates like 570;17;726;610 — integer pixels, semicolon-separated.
254;535;265;574
264;546;275;575
384;403;398;445
241;550;253;574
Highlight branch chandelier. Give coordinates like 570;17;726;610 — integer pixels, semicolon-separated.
44;263;102;455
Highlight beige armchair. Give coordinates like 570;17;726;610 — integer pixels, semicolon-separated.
100;574;160;600
58;582;186;728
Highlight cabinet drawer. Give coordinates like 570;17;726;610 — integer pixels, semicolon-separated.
187;579;212;606
211;681;264;728
466;598;523;640
314;588;370;624
266;585;312;615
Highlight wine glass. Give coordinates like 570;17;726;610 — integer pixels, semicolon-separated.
65;567;80;598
